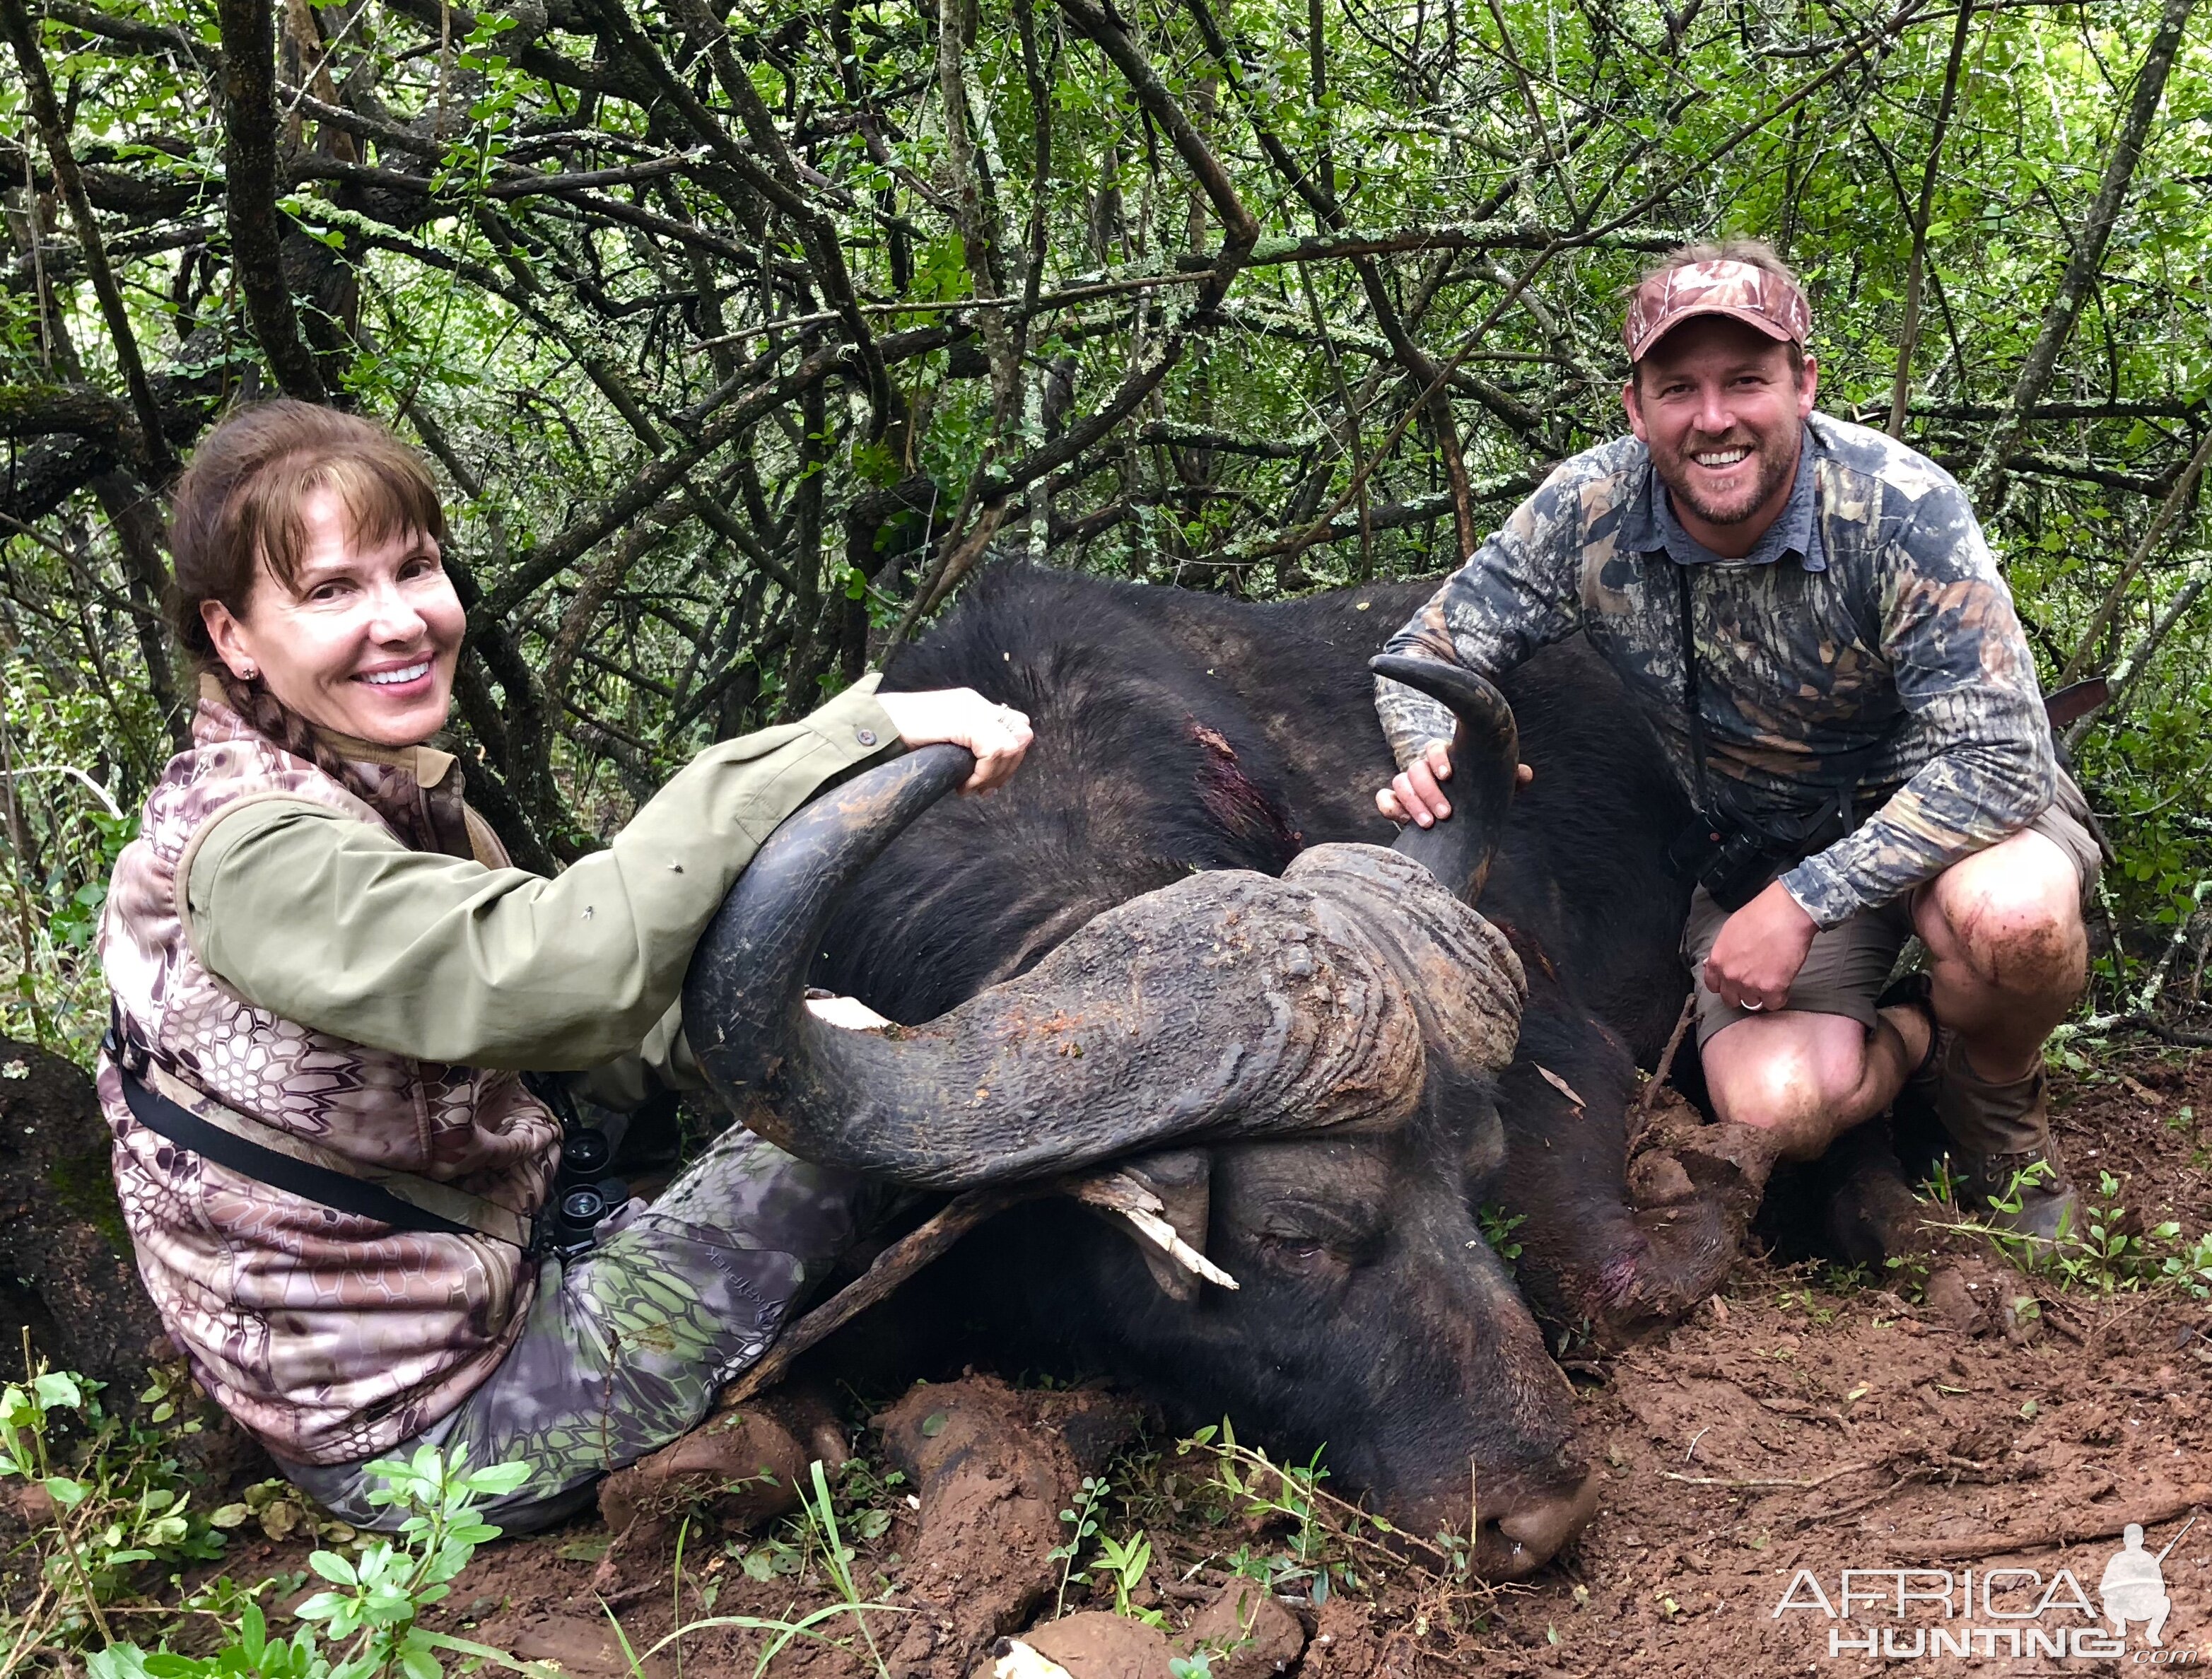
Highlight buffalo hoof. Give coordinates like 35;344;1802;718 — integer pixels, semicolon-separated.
874;1376;1140;1678
1630;1107;1779;1227
1576;1089;1781;1343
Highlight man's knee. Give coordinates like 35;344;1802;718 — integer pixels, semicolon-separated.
1704;1022;1864;1137
1922;835;2087;1001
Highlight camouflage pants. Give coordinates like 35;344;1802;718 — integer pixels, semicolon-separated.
282;1125;886;1533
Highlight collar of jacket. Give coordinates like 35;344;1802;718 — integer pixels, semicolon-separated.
194;670;462;788
192;672;479;860
1619;417;1828;573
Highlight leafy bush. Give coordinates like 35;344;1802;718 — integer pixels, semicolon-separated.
83;1449;533;1679
0;1367;226;1649
1;1359;532;1679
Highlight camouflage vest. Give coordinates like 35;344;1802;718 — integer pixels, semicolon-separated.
97;692;562;1466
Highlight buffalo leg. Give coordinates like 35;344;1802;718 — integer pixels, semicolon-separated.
1497;987;1776;1345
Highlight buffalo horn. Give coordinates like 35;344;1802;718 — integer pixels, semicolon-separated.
1369;653;1520;903
684;742;976;1101
684;742;1427;1188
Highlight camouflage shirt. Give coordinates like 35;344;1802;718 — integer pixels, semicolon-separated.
1375;414;2058;928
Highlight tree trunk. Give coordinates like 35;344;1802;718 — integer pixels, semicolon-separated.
0;1039;168;1396
216;0;329;402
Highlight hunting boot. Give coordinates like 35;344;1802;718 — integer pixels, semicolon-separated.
1881;975;2077;1243
1821;1120;1930;1267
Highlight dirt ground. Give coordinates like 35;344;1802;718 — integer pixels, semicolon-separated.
180;1044;2212;1678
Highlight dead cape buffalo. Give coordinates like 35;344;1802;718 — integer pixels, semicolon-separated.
683;563;1773;1579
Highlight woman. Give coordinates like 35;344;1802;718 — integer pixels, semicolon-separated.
97;400;1031;1530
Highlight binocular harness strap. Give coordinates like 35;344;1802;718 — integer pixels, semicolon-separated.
108;1028;534;1250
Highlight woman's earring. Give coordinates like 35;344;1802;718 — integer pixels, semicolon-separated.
240;664;257;680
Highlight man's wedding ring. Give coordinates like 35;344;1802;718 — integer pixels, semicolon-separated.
1741;999;1765;1012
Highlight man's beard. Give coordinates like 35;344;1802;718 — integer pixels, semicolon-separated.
1653;427;1799;528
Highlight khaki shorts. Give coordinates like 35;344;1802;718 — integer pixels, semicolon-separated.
1683;773;2103;1046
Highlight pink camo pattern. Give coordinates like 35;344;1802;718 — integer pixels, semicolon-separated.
1621;259;1812;360
97;697;562;1466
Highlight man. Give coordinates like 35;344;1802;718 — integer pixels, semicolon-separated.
1374;240;2100;1239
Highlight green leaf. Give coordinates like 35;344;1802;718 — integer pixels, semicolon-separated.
308;1548;361;1586
33;1371;83;1410
293;1590;348;1624
239;1603;268;1664
464;1460;532;1495
88;1646;160;1679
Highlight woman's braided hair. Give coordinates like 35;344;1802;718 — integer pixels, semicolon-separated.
167;400;449;792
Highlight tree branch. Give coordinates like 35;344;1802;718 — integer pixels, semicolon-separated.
1968;0;2198;508
1885;0;1974;438
214;0;327;400
2059;427;2212;685
0;0;176;474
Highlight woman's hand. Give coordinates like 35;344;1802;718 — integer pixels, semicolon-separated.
877;688;1034;793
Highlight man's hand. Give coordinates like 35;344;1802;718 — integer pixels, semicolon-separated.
1375;742;1535;827
1702;879;1818;1012
1377;739;1454;826
876;688;1034;792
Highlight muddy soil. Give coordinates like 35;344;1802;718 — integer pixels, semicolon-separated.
84;1046;2212;1678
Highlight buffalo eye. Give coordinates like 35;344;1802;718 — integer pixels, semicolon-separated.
1253;1230;1354;1280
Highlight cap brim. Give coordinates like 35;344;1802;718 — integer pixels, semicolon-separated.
1629;303;1797;363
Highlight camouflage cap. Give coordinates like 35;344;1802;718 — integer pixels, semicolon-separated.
1622;259;1812;362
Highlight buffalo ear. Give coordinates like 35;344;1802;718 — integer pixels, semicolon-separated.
1072;1148;1219;1301
1447;1067;1508;1203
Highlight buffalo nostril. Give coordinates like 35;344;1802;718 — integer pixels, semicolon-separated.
1494;1468;1600;1566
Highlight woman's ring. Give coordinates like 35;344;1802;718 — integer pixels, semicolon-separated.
1741;999;1765;1012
